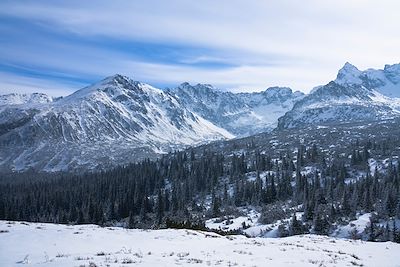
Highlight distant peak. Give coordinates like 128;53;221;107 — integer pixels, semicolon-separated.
338;62;360;75
336;62;362;85
179;82;213;87
177;82;217;91
196;83;214;88
384;63;400;73
384;63;400;70
179;82;192;87
383;63;400;85
342;62;358;70
112;73;127;78
102;74;131;84
262;86;295;96
261;86;304;101
265;86;292;93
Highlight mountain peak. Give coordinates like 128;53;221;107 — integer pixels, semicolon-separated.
264;86;292;95
178;82;215;90
100;74;131;86
383;63;400;84
384;63;400;71
196;83;214;89
343;61;358;69
179;82;191;87
60;74;164;105
336;62;362;85
338;62;360;74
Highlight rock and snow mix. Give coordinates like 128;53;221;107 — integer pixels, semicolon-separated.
205;209;260;232
0;75;233;172
1;62;400;172
0;220;399;267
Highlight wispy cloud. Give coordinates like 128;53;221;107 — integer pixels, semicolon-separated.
0;0;399;95
0;71;82;96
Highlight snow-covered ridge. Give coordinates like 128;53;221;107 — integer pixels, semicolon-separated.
170;83;304;136
0;92;53;106
0;220;398;267
2;62;400;171
336;62;400;97
0;75;233;172
58;74;164;104
278;62;400;129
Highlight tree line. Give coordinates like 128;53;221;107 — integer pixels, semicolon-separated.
0;138;399;242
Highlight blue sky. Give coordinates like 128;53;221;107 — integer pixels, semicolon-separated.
0;0;399;96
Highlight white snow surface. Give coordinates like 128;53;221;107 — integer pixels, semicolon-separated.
333;213;372;239
0;220;399;267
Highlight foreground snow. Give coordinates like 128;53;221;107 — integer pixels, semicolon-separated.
0;221;399;267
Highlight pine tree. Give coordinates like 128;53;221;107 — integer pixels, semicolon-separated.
128;211;135;229
211;192;221;217
269;175;277;202
385;189;397;218
289;214;305;235
383;222;390;241
313;211;329;235
368;217;376;242
393;220;400;243
156;190;164;225
140;197;148;222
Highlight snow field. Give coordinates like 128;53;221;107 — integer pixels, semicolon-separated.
0;220;399;267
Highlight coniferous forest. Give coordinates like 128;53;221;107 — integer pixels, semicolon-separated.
1;126;400;243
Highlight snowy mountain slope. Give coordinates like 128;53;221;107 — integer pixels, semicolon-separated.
0;93;53;106
170;62;400;135
278;64;400;129
237;87;304;134
336;62;400;97
170;83;303;136
1;220;399;267
2;62;400;171
0;75;233;172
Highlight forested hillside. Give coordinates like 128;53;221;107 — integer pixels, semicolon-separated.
1;119;400;242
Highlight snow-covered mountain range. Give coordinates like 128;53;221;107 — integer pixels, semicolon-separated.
336;62;400;97
278;63;400;128
0;75;232;172
0;92;53;106
170;83;303;136
1;62;400;172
